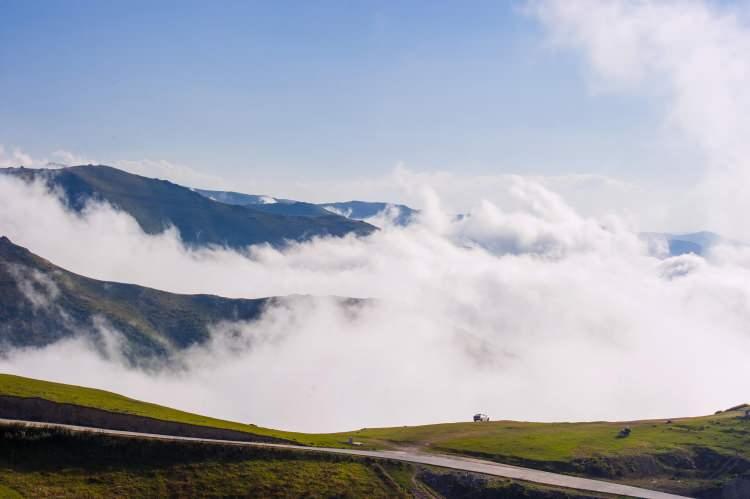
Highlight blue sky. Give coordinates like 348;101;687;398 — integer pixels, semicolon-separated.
1;0;695;186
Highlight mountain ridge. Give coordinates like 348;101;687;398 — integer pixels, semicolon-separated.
0;165;376;249
0;235;271;362
195;188;418;226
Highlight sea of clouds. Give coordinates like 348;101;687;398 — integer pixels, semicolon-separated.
2;0;750;432
1;169;749;432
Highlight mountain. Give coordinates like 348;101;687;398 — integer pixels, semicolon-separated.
0;235;272;362
195;189;418;226
666;231;722;250
665;238;703;256
642;231;723;257
320;201;417;226
249;202;337;218
195;189;295;207
2;374;748;499
0;165;376;248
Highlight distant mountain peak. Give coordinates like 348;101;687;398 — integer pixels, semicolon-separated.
194;189;418;226
1;165;376;248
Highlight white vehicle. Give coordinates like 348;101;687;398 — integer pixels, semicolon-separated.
473;413;490;422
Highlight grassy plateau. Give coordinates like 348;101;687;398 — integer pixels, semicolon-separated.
2;373;748;460
1;372;749;497
354;409;750;462
0;373;347;447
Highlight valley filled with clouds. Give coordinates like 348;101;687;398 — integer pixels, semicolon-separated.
2;169;749;432
3;0;750;434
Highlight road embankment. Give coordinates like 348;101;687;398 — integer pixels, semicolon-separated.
0;395;286;444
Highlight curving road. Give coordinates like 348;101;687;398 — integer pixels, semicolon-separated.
0;418;691;499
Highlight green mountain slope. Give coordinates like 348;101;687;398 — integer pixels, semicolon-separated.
0;373;350;446
0;424;606;499
1;373;748;497
0;426;412;499
1;165;376;248
0;236;270;361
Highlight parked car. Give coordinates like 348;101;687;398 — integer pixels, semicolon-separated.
473;413;490;422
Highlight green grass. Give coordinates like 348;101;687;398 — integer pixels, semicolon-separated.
348;409;750;497
0;460;397;498
0;373;348;447
0;461;396;498
2;372;749;472
351;409;750;463
0;425;612;499
0;484;24;499
0;425;409;499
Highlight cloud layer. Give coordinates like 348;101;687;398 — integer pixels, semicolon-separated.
2;1;750;432
0;143;705;234
1;173;749;432
531;0;750;239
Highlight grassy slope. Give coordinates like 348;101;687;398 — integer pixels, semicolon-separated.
352;409;750;463
351;408;750;496
0;425;407;499
2;372;749;466
0;460;394;499
0;425;607;499
0;373;345;446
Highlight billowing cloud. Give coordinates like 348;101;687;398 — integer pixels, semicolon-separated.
530;0;750;239
0;142;710;233
49;149;94;167
1;144;228;190
2;1;750;433
0;173;749;432
0;145;34;167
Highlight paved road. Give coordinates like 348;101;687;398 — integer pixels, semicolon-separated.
0;418;691;499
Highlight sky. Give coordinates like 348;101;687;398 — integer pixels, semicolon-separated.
2;0;750;233
0;2;699;189
2;1;750;431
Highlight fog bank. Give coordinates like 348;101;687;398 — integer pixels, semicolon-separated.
1;174;749;432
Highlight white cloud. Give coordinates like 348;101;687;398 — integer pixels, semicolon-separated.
0;173;749;432
0;141;711;233
4;1;750;432
3;264;61;311
1;143;228;190
530;0;750;239
112;158;227;190
49;149;94;167
0;145;35;167
237;165;690;232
